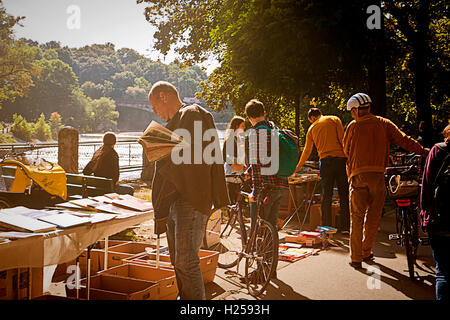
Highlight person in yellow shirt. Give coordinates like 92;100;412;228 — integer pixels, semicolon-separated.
295;108;350;232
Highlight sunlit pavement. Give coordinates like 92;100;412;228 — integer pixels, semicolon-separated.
208;207;436;300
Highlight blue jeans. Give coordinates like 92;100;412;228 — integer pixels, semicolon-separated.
250;188;284;231
250;187;284;272
319;157;350;230
167;198;209;300
429;231;450;300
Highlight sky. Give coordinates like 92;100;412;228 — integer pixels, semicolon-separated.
3;0;218;72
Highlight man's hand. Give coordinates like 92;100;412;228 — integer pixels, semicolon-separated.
248;192;256;202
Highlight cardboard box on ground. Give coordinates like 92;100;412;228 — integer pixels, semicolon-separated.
309;203;340;229
0;267;43;300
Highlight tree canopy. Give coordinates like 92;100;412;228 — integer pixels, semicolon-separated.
139;0;449;138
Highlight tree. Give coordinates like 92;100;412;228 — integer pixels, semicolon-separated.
81;81;105;99
384;0;449;131
139;0;448;138
59;88;90;132
138;0;375;135
11;113;34;142
33;113;52;141
1;57;78;120
49;111;63;140
0;2;41;106
86;97;119;132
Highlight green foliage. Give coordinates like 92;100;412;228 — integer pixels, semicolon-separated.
33;113;52;141
0;132;15;143
0;2;42;105
60;88;90;132
11;114;34;142
81;81;105;99
86;97;119;132
139;0;449;138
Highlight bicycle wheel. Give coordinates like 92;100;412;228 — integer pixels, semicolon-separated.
245;219;278;297
401;208;416;280
209;206;246;269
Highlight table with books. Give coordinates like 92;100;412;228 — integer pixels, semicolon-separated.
0;193;153;299
280;170;321;230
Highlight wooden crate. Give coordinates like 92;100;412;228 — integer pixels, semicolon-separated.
125;249;219;284
98;263;177;300
54;240;130;279
67;274;158;300
0;268;43;300
309;203;340;229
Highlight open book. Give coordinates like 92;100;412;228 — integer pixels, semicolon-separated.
138;121;189;163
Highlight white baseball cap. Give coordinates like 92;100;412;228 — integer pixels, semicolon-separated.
347;93;372;111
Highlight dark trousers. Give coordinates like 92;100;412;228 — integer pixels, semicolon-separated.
429;231;450;300
319;157;350;230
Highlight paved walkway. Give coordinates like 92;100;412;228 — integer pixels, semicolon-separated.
207;207;436;300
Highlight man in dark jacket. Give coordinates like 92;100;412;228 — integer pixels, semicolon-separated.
148;81;229;300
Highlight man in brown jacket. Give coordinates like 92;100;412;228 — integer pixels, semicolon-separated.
343;93;429;269
148;81;229;299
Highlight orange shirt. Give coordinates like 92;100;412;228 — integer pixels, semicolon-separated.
343;114;427;179
297;115;346;168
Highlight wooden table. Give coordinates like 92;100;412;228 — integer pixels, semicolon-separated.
0;210;153;299
280;175;321;231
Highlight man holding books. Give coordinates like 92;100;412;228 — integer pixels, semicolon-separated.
148;81;229;300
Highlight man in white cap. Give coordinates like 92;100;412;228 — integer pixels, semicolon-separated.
343;93;429;269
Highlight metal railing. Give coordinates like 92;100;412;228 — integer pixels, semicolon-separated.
0;139;144;174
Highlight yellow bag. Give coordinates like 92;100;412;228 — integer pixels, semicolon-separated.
2;159;67;200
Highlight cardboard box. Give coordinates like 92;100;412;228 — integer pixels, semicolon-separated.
67;274;158;300
125;249;219;284
309;203;340;229
309;204;322;229
284;234;322;246
56;242;163;281
98;263;177;300
54;240;130;279
0;268;43;300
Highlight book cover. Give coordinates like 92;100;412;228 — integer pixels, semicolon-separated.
0;213;57;233
111;197;153;212
38;213;91;228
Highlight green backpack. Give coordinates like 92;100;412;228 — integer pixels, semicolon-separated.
257;122;300;178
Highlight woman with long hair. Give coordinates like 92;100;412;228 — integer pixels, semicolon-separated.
83;132;134;195
222;116;246;203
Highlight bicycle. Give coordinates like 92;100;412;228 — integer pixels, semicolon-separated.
385;153;425;280
210;173;278;297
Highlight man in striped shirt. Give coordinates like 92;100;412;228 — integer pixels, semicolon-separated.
245;100;289;225
244;99;288;279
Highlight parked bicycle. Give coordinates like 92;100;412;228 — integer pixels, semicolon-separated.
210;173;278;297
385;153;427;280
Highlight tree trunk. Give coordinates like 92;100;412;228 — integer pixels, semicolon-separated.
367;0;386;117
295;95;300;141
414;0;432;127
